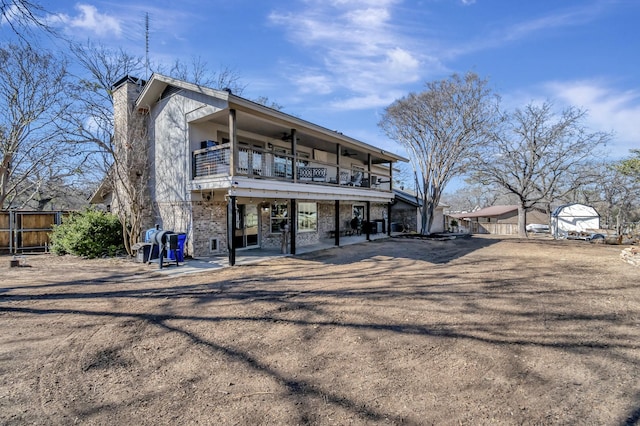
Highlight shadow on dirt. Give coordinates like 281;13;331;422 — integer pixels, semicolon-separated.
1;237;638;424
298;235;501;265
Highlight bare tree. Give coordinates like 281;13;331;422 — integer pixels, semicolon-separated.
0;42;78;209
65;42;150;254
379;72;500;234
471;102;610;236
67;43;252;254
67;41;144;149
0;0;51;40
441;183;508;213
160;56;246;95
577;161;640;231
253;96;284;111
109;84;151;256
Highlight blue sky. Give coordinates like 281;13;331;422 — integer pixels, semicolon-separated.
4;0;639;164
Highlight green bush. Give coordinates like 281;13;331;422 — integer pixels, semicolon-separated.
50;209;124;258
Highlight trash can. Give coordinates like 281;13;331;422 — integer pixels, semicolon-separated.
168;233;186;262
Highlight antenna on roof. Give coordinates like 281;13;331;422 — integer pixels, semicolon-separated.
145;12;150;80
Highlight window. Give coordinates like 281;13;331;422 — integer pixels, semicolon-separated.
270;203;288;233
353;205;364;220
298;202;317;232
273;149;309;178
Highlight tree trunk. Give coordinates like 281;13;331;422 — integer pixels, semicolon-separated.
518;203;528;237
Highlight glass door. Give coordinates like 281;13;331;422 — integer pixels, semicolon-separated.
234;204;259;249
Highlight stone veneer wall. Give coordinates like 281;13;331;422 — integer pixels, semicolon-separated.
191;200;227;257
260;200;321;251
390;201;417;232
317;201;389;237
188;199;390;257
260;207;281;250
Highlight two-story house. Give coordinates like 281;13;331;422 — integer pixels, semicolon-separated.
97;74;407;264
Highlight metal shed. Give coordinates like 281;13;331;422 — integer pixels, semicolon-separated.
550;203;600;239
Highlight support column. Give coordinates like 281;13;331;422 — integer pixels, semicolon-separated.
366;201;371;241
227;195;236;266
388;202;392;236
229;109;237;176
334;200;340;246
291;129;297;183
290;198;297;255
336;143;341;184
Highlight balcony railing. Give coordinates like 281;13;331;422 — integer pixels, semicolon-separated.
193;144;230;177
193;144;392;191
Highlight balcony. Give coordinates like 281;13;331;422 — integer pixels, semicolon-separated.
192;143;392;191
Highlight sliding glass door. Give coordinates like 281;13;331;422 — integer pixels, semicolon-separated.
234;204;259;249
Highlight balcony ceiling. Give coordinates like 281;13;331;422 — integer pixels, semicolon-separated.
195;107;396;164
138;74;406;164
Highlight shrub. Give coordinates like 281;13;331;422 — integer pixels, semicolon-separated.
50;209;124;258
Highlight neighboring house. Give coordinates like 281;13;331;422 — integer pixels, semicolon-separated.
91;74;407;263
550;203;600;239
450;205;548;235
391;189;448;233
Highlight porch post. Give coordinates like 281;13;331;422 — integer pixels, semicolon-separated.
388;202;392;236
229;108;237;175
291;129;297;183
334;200;340;246
336;143;341;184
290;198;297;255
367;153;372;188
227;195;236;266
366;201;371;241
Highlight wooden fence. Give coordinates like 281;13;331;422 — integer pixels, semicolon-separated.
0;211;66;253
471;222;519;235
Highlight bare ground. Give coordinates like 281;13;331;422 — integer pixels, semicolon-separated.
0;235;639;425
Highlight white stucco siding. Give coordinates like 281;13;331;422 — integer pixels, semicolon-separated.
416;206;445;233
431;207;445;233
150;92;222;238
152;94;212;204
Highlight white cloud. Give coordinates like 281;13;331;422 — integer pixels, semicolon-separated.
543;80;640;155
506;80;640;157
54;4;121;38
329;91;403;110
450;2;607;58
268;0;431;110
0;4;20;26
292;72;334;95
345;7;390;27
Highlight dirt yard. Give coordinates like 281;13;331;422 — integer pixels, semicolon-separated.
1;236;639;425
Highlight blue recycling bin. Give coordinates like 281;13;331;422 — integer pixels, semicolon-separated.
168;233;186;262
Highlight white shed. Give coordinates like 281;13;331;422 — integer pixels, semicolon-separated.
551;203;600;239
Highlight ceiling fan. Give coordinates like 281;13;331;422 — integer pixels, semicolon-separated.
342;150;357;157
280;132;293;141
280;132;302;143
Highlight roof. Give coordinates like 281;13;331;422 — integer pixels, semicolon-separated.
551;203;599;218
393;189;449;209
135;73;408;164
112;75;146;91
450;205;518;219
